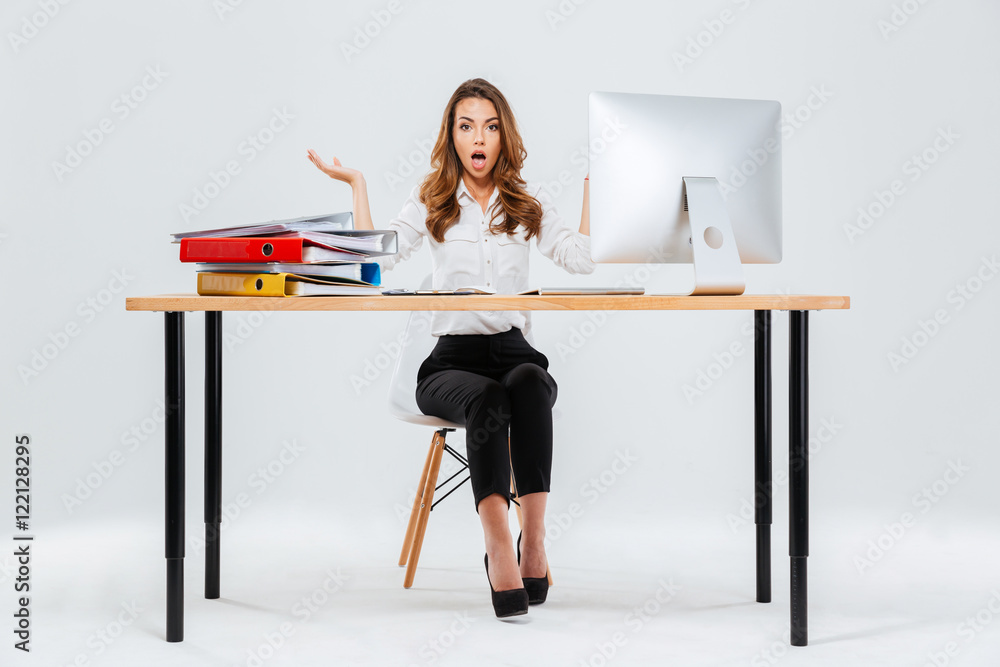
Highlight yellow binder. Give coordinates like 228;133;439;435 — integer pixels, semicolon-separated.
196;272;382;297
198;272;290;296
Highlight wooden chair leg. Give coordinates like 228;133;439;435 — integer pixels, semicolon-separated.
399;431;439;567
511;476;554;587
403;432;446;589
511;476;524;528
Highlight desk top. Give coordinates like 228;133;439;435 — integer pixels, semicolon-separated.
126;293;850;312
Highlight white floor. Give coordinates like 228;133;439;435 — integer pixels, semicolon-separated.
7;509;1000;667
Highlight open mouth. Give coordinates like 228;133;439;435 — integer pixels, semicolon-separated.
471;151;487;169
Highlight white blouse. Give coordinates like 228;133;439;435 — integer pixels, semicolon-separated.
378;179;595;338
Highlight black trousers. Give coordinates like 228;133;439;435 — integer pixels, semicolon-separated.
415;327;558;512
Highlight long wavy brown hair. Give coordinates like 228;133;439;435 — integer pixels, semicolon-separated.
419;78;543;243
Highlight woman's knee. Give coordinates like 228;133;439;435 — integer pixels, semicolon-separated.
505;364;557;403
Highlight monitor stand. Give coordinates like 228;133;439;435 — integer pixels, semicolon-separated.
683;176;746;295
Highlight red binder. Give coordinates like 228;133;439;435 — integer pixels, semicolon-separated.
179;237;364;263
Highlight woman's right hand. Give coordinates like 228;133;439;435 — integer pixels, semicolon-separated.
307;149;364;187
307;149;375;230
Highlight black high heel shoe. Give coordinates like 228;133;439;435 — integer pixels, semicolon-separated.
517;532;549;605
484;553;529;618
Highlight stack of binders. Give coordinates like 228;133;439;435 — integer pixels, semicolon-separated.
172;212;398;296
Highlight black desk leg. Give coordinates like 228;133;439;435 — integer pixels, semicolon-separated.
205;311;222;600
754;311;772;604
164;312;185;642
789;310;809;647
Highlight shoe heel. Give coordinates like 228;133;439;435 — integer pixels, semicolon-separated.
517;532;550;605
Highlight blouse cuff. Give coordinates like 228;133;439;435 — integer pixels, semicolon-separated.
566;231;596;274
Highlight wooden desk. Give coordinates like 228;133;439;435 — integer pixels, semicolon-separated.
125;293;850;646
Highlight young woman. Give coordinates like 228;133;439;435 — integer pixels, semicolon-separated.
307;78;593;618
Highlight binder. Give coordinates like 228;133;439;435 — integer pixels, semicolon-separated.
271;230;398;254
197;272;383;297
196;262;381;285
180;233;396;263
171;212;353;241
181;237;367;263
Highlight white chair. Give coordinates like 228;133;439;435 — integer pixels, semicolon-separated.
388;276;552;589
389;277;467;589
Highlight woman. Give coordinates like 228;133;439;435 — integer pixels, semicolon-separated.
307;78;593;618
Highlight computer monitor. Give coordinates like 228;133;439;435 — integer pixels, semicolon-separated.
588;92;782;295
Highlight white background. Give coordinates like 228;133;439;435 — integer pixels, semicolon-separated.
2;1;999;665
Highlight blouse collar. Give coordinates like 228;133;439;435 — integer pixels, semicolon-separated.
457;178;500;207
